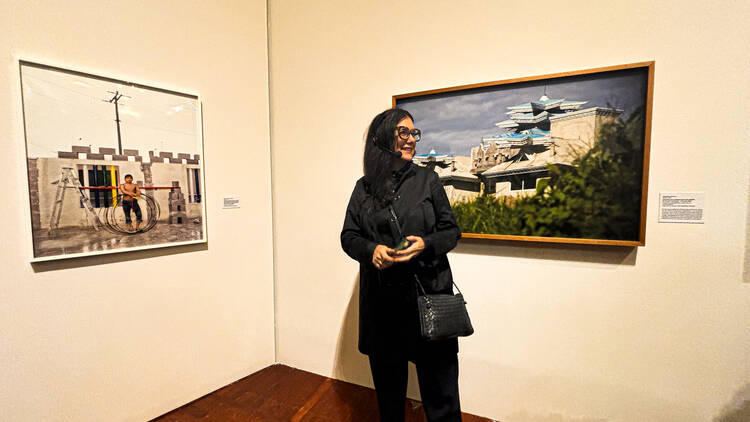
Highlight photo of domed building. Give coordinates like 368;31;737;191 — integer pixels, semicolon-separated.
399;64;651;242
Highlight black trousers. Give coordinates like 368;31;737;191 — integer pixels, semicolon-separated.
368;352;461;422
122;199;142;224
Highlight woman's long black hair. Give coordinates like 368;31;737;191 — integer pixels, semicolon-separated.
363;108;414;209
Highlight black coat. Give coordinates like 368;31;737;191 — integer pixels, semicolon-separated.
341;163;461;358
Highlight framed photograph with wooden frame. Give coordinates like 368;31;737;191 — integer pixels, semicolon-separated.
19;60;207;261
394;61;654;247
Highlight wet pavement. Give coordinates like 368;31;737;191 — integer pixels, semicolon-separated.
33;222;204;258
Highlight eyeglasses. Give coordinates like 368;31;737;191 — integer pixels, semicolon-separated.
396;126;421;142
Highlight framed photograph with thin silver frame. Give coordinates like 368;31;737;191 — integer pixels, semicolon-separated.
18;60;207;261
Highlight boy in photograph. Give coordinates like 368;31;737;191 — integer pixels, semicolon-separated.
118;174;142;231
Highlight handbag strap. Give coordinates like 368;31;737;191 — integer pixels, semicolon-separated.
388;205;463;297
413;273;463;297
388;205;404;239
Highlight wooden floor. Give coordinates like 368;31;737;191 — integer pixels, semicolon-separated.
151;364;493;422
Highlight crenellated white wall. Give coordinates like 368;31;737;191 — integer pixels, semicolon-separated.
0;1;275;421
268;1;750;421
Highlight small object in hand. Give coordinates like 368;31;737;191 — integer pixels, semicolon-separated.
394;238;411;251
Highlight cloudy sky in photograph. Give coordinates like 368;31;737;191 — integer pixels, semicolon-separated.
397;68;648;157
21;64;201;160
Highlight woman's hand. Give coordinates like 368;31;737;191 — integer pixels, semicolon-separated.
372;245;396;270
393;236;425;263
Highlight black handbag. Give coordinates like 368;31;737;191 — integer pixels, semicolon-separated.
413;274;474;341
388;206;474;341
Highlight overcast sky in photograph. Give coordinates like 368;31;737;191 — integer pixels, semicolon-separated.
397;68;648;157
21;64;201;160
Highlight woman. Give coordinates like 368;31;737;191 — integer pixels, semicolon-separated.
341;108;463;422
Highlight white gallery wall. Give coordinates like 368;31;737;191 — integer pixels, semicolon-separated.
1;1;275;421
268;1;750;421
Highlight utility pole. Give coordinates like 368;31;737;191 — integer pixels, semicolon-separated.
103;91;131;155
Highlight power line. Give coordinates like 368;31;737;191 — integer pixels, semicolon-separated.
103;91;131;155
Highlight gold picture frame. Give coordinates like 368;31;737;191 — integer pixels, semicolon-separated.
394;62;654;246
